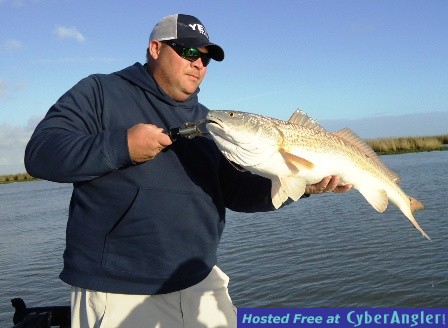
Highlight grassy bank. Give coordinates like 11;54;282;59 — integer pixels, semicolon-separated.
366;134;448;155
0;173;38;184
1;134;447;184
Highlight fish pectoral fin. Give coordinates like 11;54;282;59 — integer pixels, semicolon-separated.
271;176;307;209
279;148;315;172
358;188;389;213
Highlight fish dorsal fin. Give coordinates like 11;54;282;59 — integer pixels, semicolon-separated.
288;109;326;132
279;148;315;172
333;128;401;184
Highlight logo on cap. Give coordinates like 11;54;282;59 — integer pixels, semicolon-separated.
189;23;209;39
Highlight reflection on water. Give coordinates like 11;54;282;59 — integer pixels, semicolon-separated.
1;151;447;325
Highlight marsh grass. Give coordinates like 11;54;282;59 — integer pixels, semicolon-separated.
0;172;37;184
1;135;447;183
436;134;448;144
366;134;448;155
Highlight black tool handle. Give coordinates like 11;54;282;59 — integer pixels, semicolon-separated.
168;125;201;141
167;127;181;141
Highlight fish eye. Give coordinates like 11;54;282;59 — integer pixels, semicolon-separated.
229;112;235;117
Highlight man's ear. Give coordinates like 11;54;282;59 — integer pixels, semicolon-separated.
148;40;163;60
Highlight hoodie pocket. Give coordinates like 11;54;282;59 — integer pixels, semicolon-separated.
101;186;221;278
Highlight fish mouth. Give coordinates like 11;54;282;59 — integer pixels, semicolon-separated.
205;116;225;131
205;117;222;126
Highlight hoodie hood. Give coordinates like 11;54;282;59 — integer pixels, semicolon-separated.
113;62;200;108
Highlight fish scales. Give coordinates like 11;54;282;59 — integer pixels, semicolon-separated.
277;123;395;194
206;109;430;240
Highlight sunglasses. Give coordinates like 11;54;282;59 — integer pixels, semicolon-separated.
162;41;211;67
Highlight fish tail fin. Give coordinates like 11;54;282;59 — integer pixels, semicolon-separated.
405;211;431;241
410;196;425;212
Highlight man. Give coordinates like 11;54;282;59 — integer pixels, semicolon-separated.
25;14;350;328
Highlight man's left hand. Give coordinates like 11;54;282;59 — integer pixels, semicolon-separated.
305;176;352;194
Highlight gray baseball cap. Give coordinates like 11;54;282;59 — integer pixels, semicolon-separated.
150;14;224;61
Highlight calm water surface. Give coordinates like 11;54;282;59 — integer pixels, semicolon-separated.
1;151;447;325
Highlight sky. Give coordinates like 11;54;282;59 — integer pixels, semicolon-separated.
1;0;447;174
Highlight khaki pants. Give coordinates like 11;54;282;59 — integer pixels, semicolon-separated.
70;266;237;328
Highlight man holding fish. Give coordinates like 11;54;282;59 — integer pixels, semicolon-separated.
25;14;350;328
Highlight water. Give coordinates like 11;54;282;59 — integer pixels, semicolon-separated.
1;152;447;325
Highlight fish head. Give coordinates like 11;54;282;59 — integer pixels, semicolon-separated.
206;110;282;168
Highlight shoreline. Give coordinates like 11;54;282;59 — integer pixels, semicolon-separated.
2;134;447;184
373;146;448;156
0;173;38;185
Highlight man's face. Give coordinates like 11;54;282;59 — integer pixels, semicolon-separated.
149;40;208;102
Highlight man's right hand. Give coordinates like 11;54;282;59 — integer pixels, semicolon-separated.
127;123;173;163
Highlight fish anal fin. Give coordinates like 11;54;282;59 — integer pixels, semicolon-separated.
279;148;315;172
358;188;389;213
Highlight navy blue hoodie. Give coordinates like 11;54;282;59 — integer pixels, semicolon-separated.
25;63;274;294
